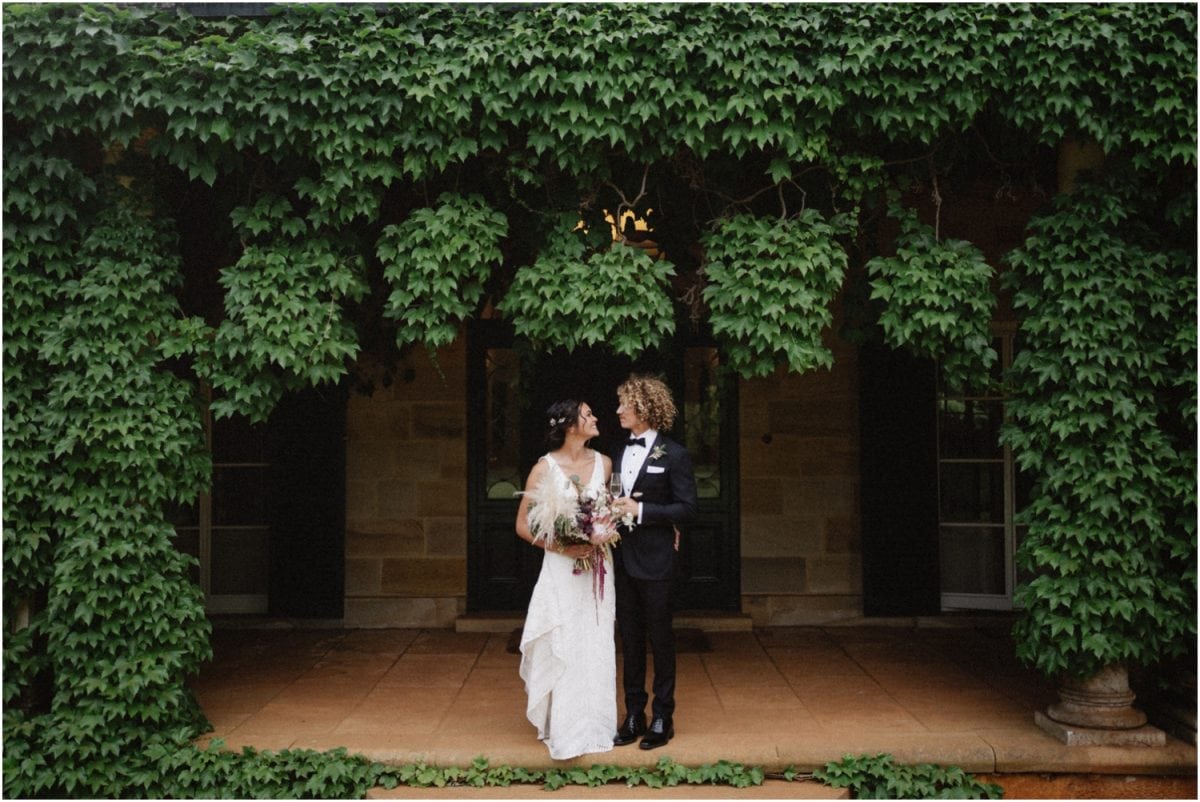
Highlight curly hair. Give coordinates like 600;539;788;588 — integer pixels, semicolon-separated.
617;374;677;432
543;399;583;450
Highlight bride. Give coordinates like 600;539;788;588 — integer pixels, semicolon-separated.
515;400;617;760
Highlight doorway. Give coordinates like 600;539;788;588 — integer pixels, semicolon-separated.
169;387;346;618
467;322;740;612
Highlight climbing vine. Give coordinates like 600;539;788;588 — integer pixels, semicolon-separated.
379;193;508;351
700;210;849;377
866;205;998;391
499;218;677;357
203;196;369;421
3;191;213;797
2;2;1195;797
2;742;997;800
1001;180;1196;679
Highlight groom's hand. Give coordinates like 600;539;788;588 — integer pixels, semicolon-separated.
613;497;638;518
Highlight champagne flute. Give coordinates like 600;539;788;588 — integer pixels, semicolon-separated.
609;472;632;529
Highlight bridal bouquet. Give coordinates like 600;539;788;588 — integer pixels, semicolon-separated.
522;474;633;602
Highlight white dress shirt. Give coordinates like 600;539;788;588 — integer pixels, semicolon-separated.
621;429;657;524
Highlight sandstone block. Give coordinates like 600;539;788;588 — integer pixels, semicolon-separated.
417;480;466;516
344;558;382;596
345;524;424;557
425;518;467;557
381;558;467;596
412;403;465;439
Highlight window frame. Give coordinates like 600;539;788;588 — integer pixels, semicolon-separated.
937;326;1020;611
173;391;271;615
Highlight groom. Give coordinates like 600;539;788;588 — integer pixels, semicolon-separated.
610;374;698;750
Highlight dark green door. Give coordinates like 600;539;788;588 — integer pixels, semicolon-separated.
467;322;739;612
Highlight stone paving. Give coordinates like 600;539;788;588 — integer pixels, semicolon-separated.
189;625;1195;778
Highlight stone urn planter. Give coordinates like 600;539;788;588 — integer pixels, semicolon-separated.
1035;663;1165;746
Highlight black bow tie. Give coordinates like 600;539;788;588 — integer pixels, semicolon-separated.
626;437;646;448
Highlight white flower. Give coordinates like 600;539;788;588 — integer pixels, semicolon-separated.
519;472;580;545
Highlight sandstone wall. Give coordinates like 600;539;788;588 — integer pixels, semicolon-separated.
738;334;862;626
340;332;867;628
342;340;469;627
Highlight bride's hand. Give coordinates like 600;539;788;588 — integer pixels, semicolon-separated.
558;544;594;559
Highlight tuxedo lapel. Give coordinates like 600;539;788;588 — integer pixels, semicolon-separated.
631;437;666;494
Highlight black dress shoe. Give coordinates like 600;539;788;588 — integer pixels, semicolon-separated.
613;711;646;746
638;717;674;750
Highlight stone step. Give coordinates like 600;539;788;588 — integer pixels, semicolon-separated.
674;611;754;631
455;613;524;634
368;779;847;799
455;611;754;634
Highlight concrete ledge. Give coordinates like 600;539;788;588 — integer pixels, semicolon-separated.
411;734;788;771
456;614;523;634
208;615;345;630
742;594;862;627
455;613;754;634
278;727;1200;780
770;733;998;774
367;779;848;799
980;728;1196;775
1035;711;1166;747
674;612;754;631
332;724;1198;778
345;597;462;628
341;734;999;775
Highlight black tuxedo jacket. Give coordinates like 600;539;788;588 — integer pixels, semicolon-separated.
613;434;699;581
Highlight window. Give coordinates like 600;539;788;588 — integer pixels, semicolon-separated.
683;347;722;499
169;406;270;614
937;330;1028;610
483;348;522;499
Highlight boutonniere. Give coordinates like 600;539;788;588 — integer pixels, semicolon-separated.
650;445;667;461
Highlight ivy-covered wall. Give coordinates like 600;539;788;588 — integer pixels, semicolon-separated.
3;3;1195;797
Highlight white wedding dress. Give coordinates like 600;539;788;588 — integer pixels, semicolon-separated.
519;452;617;760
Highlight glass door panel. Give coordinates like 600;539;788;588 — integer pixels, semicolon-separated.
211;528;270;595
170;408;270;614
938;461;1005;522
939;525;1007;595
484;348;522;499
938;333;1019;611
684;347;722;499
467;326;741;612
206;413;269;614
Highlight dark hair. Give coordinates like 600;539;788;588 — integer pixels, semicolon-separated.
544;399;583;450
